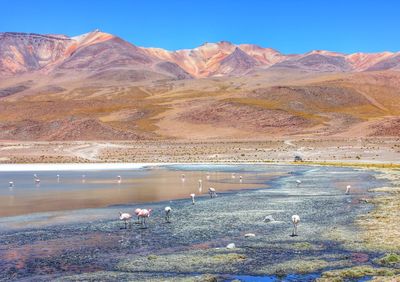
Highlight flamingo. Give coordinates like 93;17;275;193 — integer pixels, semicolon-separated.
119;212;132;229
239;176;243;183
296;180;302;187
33;173;40;182
198;179;203;192
117;175;122;184
208;187;217;198
291;215;300;236
165;206;172;222
33;174;40;184
134;208;142;223
138;209;152;227
190;193;196;205
345;185;351;195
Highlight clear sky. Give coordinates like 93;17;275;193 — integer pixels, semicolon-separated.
1;0;399;54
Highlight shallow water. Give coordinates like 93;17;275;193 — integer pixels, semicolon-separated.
0;165;285;217
0;164;387;281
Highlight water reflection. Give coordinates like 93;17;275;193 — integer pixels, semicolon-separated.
0;166;280;217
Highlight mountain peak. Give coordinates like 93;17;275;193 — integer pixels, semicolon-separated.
72;29;114;44
216;47;260;75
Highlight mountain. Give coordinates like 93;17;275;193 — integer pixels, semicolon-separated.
214;47;260;75
0;30;192;81
0;32;72;76
0;30;399;140
365;53;400;71
272;52;353;72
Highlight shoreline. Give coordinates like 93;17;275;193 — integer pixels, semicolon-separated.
0;160;399;172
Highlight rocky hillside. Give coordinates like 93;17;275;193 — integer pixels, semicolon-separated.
0;30;399;140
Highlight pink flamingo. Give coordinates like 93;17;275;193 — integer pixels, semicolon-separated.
165;206;172;222
134;208;142;223
119;212;132;229
291;215;301;236
138;208;152;227
208;187;217;198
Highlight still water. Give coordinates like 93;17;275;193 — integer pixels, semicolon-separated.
0;164;287;217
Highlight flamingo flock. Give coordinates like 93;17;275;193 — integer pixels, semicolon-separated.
3;170;354;238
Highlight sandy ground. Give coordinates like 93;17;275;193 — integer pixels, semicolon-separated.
0;137;399;164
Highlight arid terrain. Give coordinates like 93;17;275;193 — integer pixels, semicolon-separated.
0;138;399;164
0;30;399;143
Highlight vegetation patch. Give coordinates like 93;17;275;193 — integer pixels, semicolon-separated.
318;266;398;281
117;249;247;274
375;253;400;266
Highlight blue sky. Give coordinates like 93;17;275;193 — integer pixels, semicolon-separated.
1;0;399;54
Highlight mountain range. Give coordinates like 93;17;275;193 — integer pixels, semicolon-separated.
1;30;400;79
0;30;399;140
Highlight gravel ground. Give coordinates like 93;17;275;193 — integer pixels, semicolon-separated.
0;165;389;281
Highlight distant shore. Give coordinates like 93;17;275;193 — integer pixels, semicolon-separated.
0;160;399;173
0;138;399;165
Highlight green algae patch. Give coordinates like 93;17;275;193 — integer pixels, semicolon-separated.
116;249;247;274
317;266;399;281
375;253;400;266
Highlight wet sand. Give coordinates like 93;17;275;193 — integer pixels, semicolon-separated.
0;164;392;281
